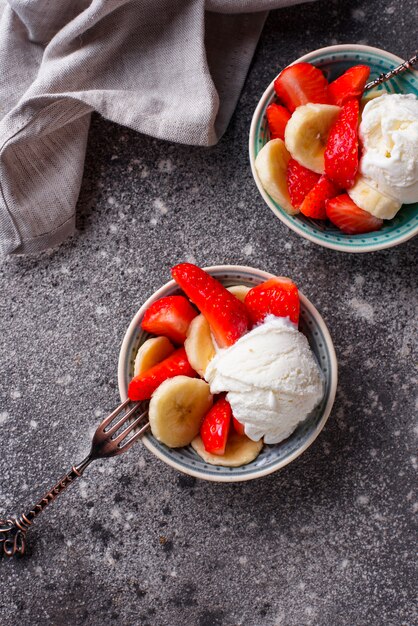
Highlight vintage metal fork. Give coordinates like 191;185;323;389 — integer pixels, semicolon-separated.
364;52;417;91
0;399;149;557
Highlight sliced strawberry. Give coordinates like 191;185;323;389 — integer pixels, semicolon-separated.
142;295;197;344
274;62;329;113
326;194;383;234
232;416;245;436
200;397;232;455
324;98;359;189
329;65;370;106
244;277;299;326
128;347;195;401
171;263;250;349
299;175;340;219
286;158;320;209
266;103;291;140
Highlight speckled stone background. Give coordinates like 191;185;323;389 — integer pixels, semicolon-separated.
1;1;417;625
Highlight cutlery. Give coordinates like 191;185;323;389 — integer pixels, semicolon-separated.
0;398;149;557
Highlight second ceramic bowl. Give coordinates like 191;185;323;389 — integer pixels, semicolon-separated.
249;44;418;253
118;265;338;482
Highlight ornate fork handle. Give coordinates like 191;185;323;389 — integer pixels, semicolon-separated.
1;397;149;557
0;455;93;557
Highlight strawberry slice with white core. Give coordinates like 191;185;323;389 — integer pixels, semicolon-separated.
325;194;383;234
274;62;330;113
171;264;250;349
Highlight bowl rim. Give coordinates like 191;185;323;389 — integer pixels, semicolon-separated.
249;43;418;254
117;265;338;482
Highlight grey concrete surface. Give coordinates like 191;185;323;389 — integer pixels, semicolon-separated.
0;1;417;625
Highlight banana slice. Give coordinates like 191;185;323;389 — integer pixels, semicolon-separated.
134;336;175;377
254;139;297;215
184;314;216;377
284;103;340;174
191;431;263;467
347;175;401;219
227;285;250;302
149;375;213;448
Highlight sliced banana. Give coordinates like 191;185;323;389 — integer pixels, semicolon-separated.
284;103;340;174
227;285;250;302
191;431;263;467
149;375;212;448
184;314;216;378
254;139;297;215
347;175;401;219
134;336;175;377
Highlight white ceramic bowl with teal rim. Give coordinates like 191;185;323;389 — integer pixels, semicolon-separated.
118;265;338;482
249;44;418;253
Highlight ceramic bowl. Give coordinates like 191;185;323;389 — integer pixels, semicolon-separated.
118;266;338;482
249;44;418;253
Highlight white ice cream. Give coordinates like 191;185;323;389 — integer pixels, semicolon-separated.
205;316;324;444
359;93;418;204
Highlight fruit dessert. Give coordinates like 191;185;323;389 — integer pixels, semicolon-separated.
128;264;324;467
255;62;418;234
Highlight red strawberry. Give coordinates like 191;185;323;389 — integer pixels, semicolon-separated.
232;416;245;436
299;175;340;219
200;397;232;455
324;98;359;189
286;158;320;209
128;347;195;401
329;65;370;106
266;103;291;140
171;263;250;348
142;295;197;344
326;194;383;234
244;277;300;326
274;62;329;113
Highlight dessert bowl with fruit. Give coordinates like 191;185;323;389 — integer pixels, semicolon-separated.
249;44;418;253
118;264;337;482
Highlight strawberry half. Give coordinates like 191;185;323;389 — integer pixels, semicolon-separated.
274;62;329;113
266;103;291;140
299;175;340;219
329;65;370;106
142;295;197;344
200;397;232;455
326;194;383;234
324;98;359;189
244;277;300;326
171;263;250;348
286;158;320;210
128;347;195;401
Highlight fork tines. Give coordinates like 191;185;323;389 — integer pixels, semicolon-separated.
93;398;150;457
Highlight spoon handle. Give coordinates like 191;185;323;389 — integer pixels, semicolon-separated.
364;53;418;91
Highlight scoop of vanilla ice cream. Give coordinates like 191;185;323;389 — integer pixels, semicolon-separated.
204;316;324;444
359;93;418;204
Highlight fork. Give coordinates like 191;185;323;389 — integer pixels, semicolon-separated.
364;52;417;91
0;398;149;557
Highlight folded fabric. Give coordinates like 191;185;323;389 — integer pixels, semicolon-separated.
0;0;314;255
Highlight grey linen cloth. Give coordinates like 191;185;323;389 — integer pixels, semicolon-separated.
0;0;312;255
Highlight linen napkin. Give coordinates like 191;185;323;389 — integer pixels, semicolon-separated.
0;0;313;255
